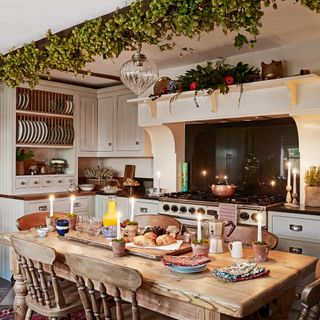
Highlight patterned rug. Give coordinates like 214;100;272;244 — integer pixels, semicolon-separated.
0;308;85;320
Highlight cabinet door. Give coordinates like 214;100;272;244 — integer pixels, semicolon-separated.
98;97;114;152
79;97;98;152
116;93;141;151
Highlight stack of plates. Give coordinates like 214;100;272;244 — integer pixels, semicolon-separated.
16;93;30;110
17;120;48;144
17;120;74;145
48;100;74;115
166;264;208;273
162;255;210;274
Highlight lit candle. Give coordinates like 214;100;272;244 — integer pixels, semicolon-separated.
49;194;54;217
156;171;161;192
117;211;121;240
130;197;135;222
202;170;207;177
257;213;262;243
197;214;202;242
287;162;292;187
270;180;276;188
70;195;75;214
293;169;297;194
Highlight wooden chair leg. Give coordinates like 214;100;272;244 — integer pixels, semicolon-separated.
25;307;32;320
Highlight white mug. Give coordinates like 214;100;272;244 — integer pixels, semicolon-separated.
228;241;243;259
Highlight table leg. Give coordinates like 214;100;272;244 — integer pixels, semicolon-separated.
271;286;296;320
13;273;28;320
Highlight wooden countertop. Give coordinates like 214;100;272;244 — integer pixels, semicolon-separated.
0;191;96;201
1;230;317;319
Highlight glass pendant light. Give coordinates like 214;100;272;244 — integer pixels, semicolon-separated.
120;44;158;95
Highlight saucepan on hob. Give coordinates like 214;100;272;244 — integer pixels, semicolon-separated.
209;184;237;197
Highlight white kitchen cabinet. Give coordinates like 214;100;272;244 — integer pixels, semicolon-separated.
97;96;114;152
116;93;141;151
78;85;150;157
79;97;98;152
95;195;129;221
268;210;320;257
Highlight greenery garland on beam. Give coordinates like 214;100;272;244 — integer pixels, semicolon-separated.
0;0;319;88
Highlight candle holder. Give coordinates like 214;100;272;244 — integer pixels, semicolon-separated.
291;192;299;207
285;185;292;206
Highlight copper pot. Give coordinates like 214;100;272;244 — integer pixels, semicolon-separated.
210;184;237;197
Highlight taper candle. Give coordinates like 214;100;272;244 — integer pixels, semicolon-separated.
130;197;135;222
70;195;75;214
49;194;54;217
117;211;121;240
197;214;202;241
293;169;297;194
257;213;262;242
287;162;292;187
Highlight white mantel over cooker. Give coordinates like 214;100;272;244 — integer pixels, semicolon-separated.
132;76;320;205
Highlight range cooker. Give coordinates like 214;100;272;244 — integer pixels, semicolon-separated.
158;192;284;228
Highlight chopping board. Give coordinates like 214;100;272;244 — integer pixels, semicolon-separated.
65;231;191;260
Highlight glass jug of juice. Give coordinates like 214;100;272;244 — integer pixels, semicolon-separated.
102;196;118;238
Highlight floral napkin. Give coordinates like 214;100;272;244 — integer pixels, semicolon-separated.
212;262;269;282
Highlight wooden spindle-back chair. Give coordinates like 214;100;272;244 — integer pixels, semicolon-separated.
11;236;82;319
224;224;278;249
65;252;143;320
297;261;320;320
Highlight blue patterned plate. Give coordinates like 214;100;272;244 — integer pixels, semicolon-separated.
166;263;208;273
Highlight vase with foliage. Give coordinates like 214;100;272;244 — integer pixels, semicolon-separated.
252;241;269;262
16;148;34;175
191;239;210;257
304;166;320;207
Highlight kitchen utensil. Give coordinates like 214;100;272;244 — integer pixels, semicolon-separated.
228;241;243;259
210;184;237;197
207;219;235;254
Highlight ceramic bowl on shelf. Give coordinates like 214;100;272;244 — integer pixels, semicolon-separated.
79;184;95;191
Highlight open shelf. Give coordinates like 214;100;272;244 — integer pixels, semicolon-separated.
128;74;320;119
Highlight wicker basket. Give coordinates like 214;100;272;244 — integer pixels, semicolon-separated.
305;186;320;207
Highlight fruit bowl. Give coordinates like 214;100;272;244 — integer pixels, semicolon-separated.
79;184;95;191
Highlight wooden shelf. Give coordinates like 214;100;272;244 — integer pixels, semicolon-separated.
16;144;74;149
128;74;320;119
16;110;74;119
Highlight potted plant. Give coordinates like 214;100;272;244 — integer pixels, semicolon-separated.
66;213;77;230
16;148;34;175
192;239;210;257
126;221;138;237
252;241;269;262
111;238;126;257
304;166;320;207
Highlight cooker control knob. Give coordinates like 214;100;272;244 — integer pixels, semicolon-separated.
251;212;259;222
239;211;250;221
171;205;179;212
180;206;187;213
162;204;170;212
189;207;196;214
197;207;206;215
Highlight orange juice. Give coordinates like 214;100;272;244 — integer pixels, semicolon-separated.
103;196;117;227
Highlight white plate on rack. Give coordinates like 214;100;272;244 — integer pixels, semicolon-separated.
20;94;26;110
24;94;30;110
33;121;41;143
42;122;48;144
28;121;35;143
23;120;30;143
37;121;44;144
20;120;26;143
17;120;23;142
17;94;21;109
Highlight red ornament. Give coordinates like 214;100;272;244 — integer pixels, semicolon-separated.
224;75;235;85
160;87;168;94
189;81;198;91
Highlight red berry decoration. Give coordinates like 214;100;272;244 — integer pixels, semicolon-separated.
224;75;235;85
160;87;168;94
189;81;198;91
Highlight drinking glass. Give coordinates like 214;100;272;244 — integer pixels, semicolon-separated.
75;216;88;232
86;217;102;236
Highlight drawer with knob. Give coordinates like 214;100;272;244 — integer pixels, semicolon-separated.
41;177;53;187
277;238;320;257
134;200;158;216
16;178;28;189
26;201;50;213
53;176;65;188
28;177;41;188
271;215;320;242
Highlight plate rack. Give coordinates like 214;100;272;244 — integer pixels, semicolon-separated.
16;87;74;115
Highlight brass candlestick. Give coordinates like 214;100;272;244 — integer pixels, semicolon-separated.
291;192;299;207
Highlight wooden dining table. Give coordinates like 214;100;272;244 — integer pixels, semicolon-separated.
0;230;318;320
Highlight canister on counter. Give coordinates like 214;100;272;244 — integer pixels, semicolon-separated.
181;162;188;192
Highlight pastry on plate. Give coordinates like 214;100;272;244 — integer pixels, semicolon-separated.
143;232;157;241
156;234;177;246
133;235;156;247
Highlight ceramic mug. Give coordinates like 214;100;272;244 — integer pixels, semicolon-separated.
228;241;243;259
56;219;69;236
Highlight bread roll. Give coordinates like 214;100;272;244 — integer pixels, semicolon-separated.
143;232;157;241
156;234;177;246
133;235;156;247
